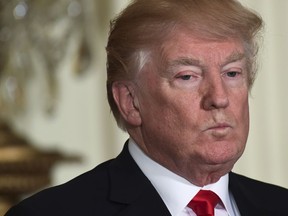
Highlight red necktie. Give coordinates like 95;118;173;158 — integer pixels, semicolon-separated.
188;190;220;216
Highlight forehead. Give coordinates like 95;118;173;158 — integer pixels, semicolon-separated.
159;30;245;66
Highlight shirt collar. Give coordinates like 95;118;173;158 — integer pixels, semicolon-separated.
128;138;235;216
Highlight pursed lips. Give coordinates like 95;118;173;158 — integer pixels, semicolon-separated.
203;122;233;133
202;123;233;139
208;123;232;130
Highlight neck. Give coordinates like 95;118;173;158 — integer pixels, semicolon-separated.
128;133;233;187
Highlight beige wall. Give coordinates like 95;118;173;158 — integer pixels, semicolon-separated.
234;0;288;188
12;0;288;189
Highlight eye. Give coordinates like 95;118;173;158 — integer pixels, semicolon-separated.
179;75;192;80
222;69;246;87
226;71;239;78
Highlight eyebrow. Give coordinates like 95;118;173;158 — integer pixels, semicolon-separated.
165;58;203;74
165;51;246;73
221;51;246;67
169;58;202;67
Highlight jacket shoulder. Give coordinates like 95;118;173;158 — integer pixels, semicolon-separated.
230;172;288;194
229;172;288;215
5;159;118;216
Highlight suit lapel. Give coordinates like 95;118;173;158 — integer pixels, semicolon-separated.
116;185;172;216
108;143;171;216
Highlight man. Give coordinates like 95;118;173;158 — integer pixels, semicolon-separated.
5;0;288;215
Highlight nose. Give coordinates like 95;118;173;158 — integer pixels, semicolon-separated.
201;75;229;110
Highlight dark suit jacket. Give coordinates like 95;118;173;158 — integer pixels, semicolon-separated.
5;143;288;216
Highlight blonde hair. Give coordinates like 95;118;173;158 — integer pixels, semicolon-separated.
106;0;263;130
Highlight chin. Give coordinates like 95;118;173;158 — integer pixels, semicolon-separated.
203;146;243;166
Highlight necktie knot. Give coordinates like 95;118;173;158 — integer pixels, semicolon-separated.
188;190;220;216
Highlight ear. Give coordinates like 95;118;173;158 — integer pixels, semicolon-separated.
112;82;142;126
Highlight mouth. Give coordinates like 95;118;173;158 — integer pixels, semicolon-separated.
204;123;233;137
207;123;232;130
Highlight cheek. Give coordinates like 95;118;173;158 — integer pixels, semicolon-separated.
159;92;200;120
140;93;199;143
238;93;249;123
232;93;250;140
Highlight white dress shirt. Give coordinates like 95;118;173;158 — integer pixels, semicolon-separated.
128;139;241;216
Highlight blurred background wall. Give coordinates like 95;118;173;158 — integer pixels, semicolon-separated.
0;0;287;198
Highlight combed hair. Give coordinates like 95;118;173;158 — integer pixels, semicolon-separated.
106;0;263;130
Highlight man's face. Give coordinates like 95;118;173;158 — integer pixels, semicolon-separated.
132;30;250;184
